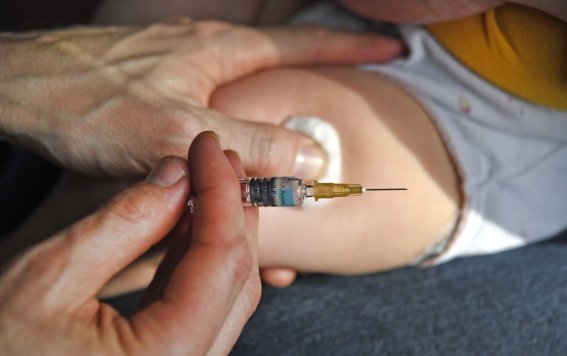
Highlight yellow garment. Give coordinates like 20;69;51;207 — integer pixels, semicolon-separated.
427;4;567;110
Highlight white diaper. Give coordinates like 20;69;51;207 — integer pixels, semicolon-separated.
293;3;567;264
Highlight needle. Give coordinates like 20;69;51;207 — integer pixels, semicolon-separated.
364;188;408;191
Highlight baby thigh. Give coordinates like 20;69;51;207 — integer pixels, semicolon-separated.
211;67;461;273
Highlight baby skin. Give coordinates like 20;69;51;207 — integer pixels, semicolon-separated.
210;67;461;275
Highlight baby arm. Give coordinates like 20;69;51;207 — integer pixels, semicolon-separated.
211;67;461;274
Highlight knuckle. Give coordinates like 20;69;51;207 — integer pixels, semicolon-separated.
247;126;281;174
105;186;155;225
288;25;330;62
295;24;331;43
154;109;199;157
175;108;203;137
224;239;254;287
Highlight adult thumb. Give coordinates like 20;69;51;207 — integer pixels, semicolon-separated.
215;117;327;180
38;157;190;301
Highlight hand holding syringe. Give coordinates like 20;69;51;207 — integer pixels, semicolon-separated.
240;177;406;207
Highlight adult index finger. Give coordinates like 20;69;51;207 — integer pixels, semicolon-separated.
201;22;403;89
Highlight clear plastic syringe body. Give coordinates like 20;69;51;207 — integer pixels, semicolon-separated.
240;177;310;207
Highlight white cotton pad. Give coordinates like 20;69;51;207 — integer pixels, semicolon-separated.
283;116;342;206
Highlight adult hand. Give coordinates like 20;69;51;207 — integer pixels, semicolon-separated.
0;131;260;355
0;18;402;179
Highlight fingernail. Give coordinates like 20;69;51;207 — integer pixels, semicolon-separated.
292;141;327;180
203;130;221;147
145;158;187;187
208;130;220;141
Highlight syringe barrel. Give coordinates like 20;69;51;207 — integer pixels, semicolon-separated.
240;177;305;207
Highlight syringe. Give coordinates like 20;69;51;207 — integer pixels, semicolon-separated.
240;176;406;207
